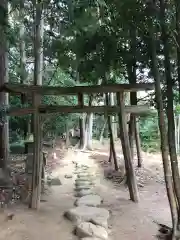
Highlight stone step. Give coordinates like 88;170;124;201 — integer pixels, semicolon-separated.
75;222;108;240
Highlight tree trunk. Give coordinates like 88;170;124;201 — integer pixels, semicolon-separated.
127;26;139;162
128;115;135;158
65;122;70;148
82;113;88;150
110;93;117;139
78;93;85;149
0;1;9;170
87;113;93;150
160;0;180;225
30;0;44;209
175;0;180;103
19;0;28;140
135;120;143;168
86;96;93;150
79;117;84;148
106;93;118;171
99;119;107;143
109;142;113;163
148;1;178;237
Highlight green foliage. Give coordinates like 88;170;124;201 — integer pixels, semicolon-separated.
6;0;173;153
139;115;160;152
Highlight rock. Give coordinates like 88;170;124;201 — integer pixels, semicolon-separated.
75;195;103;207
50;177;62;186
74;170;89;175
75;181;94;187
81;164;89;168
75;185;92;191
64;206;109;228
75;222;108;240
75;178;93;183
64;174;73;179
75;164;89;170
75;189;93;197
77;173;92;178
138;183;144;188
81;238;103;240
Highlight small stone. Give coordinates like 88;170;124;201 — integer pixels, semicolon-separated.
64;206;109;228
75;189;93;197
138;183;144;188
64;174;73;179
75;185;92;191
81;164;89;168
75;222;108;239
75;177;93;182
50;177;62;186
75;195;103;207
75;181;94;187
74;170;89;175
75;164;89;169
81;238;103;240
77;173;92;178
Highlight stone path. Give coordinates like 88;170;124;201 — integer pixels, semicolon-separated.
64;153;110;240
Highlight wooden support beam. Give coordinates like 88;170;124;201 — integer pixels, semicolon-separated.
0;82;154;95
7;105;154;116
116;92;139;202
8;107;35;116
38;105;152;115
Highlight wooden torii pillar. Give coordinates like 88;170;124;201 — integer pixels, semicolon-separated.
117;92;139;202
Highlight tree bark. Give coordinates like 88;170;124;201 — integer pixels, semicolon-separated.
19;0;28;140
109;142;113;163
106;93;118;171
148;1;178;237
78;93;85;149
110;93;117;139
0;1;9;170
65;121;70;148
99;119;107;143
30;0;44;209
175;0;180;103
135;120;143;167
87;113;93;150
127;26;140;163
160;0;180;224
128;115;135;158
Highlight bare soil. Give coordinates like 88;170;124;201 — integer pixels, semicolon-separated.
0;140;171;240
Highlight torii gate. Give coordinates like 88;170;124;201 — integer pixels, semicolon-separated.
0;82;154;209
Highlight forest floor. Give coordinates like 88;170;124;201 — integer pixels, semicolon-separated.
0;139;171;240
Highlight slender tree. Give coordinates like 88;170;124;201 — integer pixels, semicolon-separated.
19;0;28;140
30;0;44;209
175;0;180;102
159;0;180;223
0;0;9;171
148;0;178;238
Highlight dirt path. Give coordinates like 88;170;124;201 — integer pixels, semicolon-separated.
77;149;171;240
0;150;78;240
0;146;171;240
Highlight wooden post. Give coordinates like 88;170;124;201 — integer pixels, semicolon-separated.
29;0;43;209
116;92;139;202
